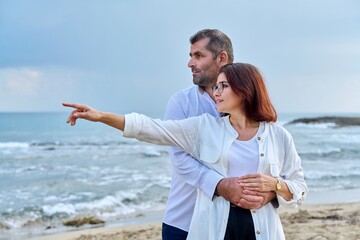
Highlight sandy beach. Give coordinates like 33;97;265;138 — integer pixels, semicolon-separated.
28;201;360;240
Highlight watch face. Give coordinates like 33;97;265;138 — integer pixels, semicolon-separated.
277;182;282;190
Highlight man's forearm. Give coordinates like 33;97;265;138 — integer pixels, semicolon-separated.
216;177;263;209
169;148;223;199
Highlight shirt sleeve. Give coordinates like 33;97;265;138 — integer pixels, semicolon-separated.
163;95;224;200
123;112;198;154
277;129;308;208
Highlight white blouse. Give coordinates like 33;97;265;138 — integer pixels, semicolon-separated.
123;113;308;240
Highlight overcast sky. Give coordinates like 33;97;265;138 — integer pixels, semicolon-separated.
1;0;359;116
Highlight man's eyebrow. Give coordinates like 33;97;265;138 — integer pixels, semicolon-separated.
189;51;202;57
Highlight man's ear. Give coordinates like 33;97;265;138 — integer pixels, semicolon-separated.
218;51;229;66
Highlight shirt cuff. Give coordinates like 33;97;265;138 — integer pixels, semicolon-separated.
200;170;224;200
123;113;141;138
278;180;307;208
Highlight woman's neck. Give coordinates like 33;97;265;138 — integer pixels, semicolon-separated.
229;112;260;141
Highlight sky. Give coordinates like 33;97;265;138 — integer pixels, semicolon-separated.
0;0;359;116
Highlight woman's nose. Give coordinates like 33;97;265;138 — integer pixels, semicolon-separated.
213;89;220;97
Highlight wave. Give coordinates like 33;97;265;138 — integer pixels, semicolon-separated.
0;140;168;164
299;147;342;156
305;170;360;181
0;184;168;232
0;142;30;149
0;139;167;149
300;149;360;161
291;122;337;129
304;170;360;192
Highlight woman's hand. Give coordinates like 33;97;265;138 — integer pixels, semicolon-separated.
239;174;293;200
63;103;103;126
238;174;276;192
63;102;125;131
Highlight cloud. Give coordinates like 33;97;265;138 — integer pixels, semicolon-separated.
0;66;89;111
0;0;359;113
0;68;42;95
269;74;360;113
321;40;360;57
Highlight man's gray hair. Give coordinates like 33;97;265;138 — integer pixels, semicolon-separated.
190;29;234;63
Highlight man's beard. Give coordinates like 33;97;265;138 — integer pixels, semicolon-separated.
192;72;218;87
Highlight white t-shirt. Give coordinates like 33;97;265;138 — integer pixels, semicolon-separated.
227;122;264;177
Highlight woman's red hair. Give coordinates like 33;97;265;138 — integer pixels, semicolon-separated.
219;63;277;122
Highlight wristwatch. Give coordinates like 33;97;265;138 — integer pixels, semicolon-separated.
275;177;282;192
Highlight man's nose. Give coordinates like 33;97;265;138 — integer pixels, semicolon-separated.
188;58;195;68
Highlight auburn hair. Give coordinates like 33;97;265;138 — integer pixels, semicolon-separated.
219;63;277;122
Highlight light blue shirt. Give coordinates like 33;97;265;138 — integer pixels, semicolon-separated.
162;86;224;231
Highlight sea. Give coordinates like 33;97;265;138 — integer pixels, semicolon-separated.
1;112;360;239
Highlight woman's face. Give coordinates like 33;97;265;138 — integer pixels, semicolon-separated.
213;73;243;114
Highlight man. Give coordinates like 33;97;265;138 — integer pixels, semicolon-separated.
162;29;276;239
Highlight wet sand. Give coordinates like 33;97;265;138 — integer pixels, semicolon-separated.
29;201;360;240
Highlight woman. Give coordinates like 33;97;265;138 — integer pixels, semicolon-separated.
64;63;307;240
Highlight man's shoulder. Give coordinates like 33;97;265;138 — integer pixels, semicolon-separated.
165;85;217;119
170;85;199;100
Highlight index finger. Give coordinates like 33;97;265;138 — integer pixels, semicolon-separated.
62;102;86;109
238;174;259;180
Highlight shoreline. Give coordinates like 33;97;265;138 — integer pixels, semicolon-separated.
17;189;360;240
28;202;360;240
304;188;360;204
27;210;164;240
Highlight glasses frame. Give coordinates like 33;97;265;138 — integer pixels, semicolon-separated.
212;81;228;94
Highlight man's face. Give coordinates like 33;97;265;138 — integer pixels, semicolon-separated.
188;38;221;87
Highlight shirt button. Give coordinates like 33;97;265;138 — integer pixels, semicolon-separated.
256;230;261;234
252;210;256;213
260;153;264;157
257;136;261;140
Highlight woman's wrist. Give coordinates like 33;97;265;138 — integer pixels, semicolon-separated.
274;177;282;193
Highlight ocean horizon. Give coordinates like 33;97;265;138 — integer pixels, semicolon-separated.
1;111;360;239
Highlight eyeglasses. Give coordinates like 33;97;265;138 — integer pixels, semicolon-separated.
212;81;228;94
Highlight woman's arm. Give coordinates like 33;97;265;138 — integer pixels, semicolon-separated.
238;126;307;205
63;103;125;131
278;130;308;205
63;102;200;156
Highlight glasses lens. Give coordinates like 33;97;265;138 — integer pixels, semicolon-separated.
212;83;223;93
218;83;223;93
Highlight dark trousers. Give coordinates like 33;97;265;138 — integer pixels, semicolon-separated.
162;222;188;240
224;205;256;240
